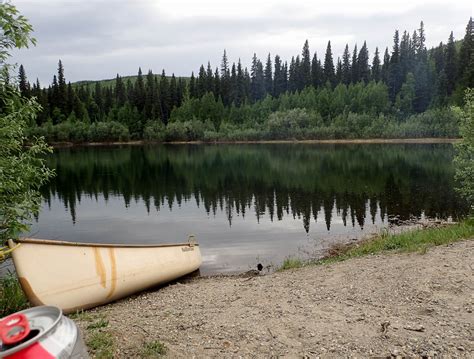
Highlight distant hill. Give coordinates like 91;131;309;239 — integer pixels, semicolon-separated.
72;74;190;89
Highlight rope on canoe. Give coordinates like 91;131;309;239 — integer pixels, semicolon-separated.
0;243;20;261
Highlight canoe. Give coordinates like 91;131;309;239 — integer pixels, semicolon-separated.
7;237;202;313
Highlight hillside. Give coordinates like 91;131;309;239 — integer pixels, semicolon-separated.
72;74;189;89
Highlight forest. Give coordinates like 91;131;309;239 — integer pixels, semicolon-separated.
17;18;473;142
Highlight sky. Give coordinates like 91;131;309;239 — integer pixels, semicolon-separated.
10;0;473;85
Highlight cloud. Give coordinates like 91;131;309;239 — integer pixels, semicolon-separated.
10;0;472;84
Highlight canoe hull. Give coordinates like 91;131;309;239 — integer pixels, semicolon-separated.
8;239;202;313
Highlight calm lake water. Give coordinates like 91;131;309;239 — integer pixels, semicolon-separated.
27;143;468;274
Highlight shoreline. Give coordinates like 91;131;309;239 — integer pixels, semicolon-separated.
75;239;473;358
49;137;461;148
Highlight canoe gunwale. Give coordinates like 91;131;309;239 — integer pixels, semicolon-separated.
13;238;199;248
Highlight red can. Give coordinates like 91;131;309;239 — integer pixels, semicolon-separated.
0;306;88;358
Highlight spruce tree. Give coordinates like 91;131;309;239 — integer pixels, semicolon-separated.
177;78;185;106
433;70;448;106
189;72;197;98
417;21;427;61
214;67;221;100
274;55;285;96
358;41;370;83
250;53;259;101
51;74;59;113
94;82;104;119
388;30;402;101
57;60;67;114
311;52;323;88
323;41;335;86
458;17;474;92
399;30;411;78
341;44;351;85
236;59;246;105
220;50;231;105
335;58;342;84
288;56;297;92
143;70;155;120
301;40;312;87
66;82;74;114
294;55;303;91
445;31;457;95
134;67;145;111
197;65;206;98
18;64;29;97
433;42;445;73
230;63;237;104
351;44;358;83
115;74;126;106
206;62;214;93
264;53;273;96
381;47;390;83
371;47;381;82
170;74;178;109
159;70;171;123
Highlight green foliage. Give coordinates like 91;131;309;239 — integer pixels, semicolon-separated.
279;257;304;271
82;314;116;358
455;89;474;208
0;2;36;65
88;121;130;142
86;317;109;330
319;219;474;264
0;274;29;317
141;340;167;358
266;109;321;139
277;220;474;268
86;330;115;359
0;2;54;245
144;120;166;141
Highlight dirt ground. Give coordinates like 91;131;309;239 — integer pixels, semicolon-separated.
78;240;473;358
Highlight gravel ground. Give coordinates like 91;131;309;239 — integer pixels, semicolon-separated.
77;240;473;358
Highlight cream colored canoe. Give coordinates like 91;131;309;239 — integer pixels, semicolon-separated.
8;237;202;313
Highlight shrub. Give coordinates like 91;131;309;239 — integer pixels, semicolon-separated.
144;121;166;141
88;121;130;142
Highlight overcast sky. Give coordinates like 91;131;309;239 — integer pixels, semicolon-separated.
10;0;473;84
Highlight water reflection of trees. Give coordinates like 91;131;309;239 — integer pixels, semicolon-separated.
41;144;469;232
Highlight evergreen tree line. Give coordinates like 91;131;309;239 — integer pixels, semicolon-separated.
18;18;473;142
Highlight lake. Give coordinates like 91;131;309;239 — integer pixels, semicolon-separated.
28;143;468;274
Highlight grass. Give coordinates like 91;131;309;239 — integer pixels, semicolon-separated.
278;257;304;271
86;317;109;330
87;330;115;359
0;273;29;317
279;219;474;270
71;312;115;358
141;340;167;358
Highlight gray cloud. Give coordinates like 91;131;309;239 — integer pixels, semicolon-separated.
10;0;472;85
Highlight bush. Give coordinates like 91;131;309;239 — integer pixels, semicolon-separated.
143;121;166;141
88;121;130;142
454;89;474;209
266;109;321;139
165;120;205;141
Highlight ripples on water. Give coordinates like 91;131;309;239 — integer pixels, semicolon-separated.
28;144;468;274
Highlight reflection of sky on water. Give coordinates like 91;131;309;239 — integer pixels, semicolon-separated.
30;194;386;274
